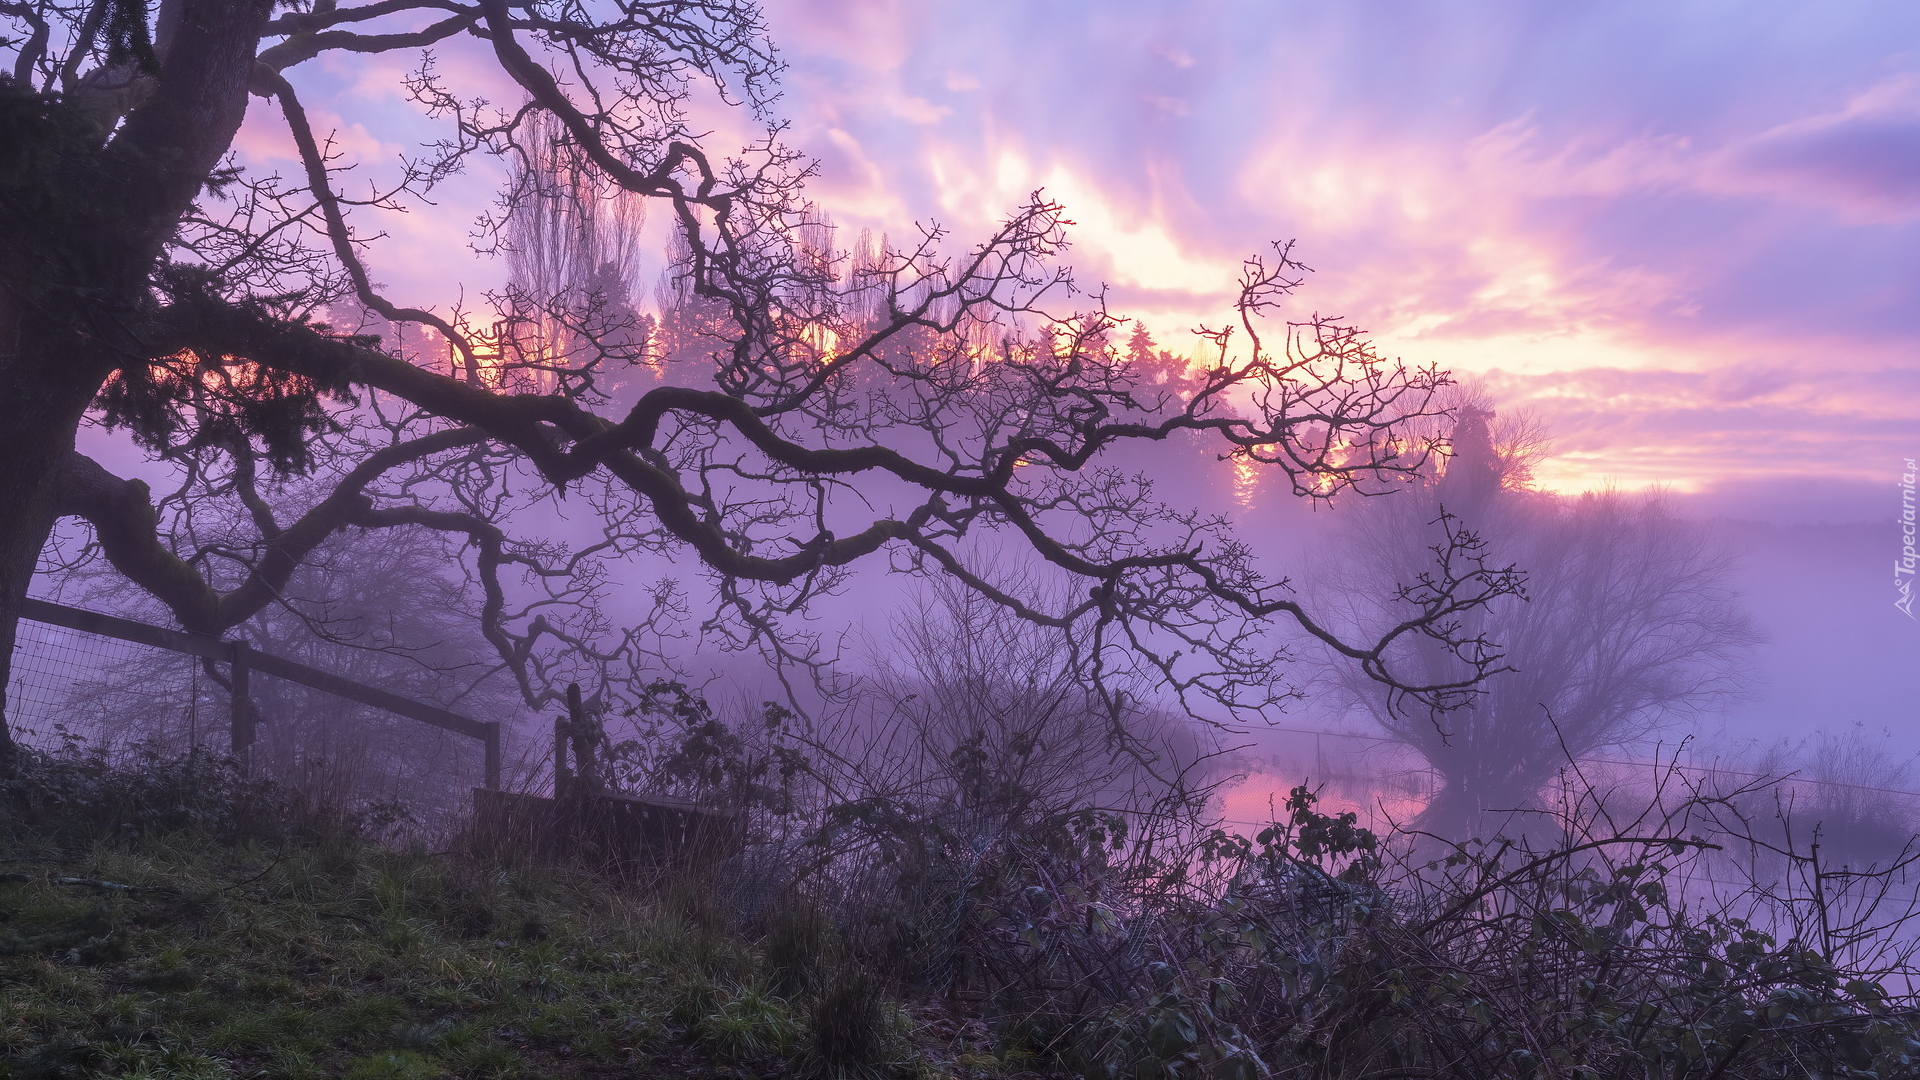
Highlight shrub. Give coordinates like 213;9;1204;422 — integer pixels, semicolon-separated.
0;744;288;844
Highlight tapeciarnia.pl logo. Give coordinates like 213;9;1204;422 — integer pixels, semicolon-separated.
1899;457;1917;620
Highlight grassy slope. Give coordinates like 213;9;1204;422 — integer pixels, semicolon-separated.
0;819;1017;1080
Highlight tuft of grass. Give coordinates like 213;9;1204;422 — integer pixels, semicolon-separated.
343;1049;442;1080
700;982;800;1061
802;968;902;1079
765;899;836;998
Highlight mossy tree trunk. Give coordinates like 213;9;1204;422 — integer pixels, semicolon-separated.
0;0;274;757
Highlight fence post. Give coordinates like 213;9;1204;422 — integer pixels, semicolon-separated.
565;681;602;796
229;645;252;760
483;721;501;791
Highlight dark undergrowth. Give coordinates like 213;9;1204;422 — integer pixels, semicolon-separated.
10;742;1920;1079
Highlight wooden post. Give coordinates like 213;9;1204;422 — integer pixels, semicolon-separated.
483;722;501;791
553;714;571;798
551;713;573;858
19;598;496;790
229;646;253;759
565;682;602;797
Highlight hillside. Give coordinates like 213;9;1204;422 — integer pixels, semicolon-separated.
0;755;1006;1080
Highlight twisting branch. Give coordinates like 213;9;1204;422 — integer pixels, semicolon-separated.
154;274;1514;710
57;426;487;632
260;67;485;382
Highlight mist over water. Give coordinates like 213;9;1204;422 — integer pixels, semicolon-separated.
8;0;1920;1070
1207;464;1920;836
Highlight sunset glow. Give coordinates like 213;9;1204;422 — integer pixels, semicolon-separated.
763;0;1919;508
215;2;1920;513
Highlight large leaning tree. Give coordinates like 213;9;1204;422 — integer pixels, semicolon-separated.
0;0;1522;758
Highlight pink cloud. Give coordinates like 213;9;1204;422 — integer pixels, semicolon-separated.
1718;79;1920;222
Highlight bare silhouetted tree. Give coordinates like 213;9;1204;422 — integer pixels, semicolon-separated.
1319;396;1758;837
848;576;1209;832
487;108;656;392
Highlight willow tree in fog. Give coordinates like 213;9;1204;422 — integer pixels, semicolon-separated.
1323;401;1758;838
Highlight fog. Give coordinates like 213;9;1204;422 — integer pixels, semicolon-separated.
33;394;1917;837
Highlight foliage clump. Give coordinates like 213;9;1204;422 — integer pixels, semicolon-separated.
853;777;1920;1080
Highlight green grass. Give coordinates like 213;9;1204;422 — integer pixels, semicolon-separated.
0;812;990;1079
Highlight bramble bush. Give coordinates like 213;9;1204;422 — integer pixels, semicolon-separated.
568;637;1920;1079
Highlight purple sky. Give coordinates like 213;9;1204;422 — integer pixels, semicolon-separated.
201;1;1920;748
755;0;1920;509
758;0;1920;746
227;0;1920;511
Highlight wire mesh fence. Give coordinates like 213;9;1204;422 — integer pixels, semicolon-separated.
7;599;503;837
7;615;216;756
245;675;490;825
